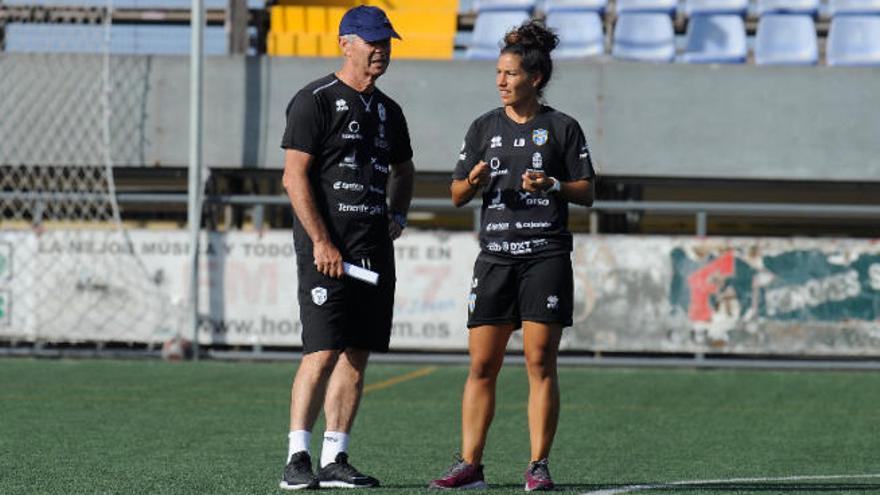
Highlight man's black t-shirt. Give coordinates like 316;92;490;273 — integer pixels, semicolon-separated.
453;106;595;262
281;74;413;259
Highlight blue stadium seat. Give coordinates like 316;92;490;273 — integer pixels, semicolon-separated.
754;14;818;65
680;14;747;63
829;0;880;14
474;0;537;11
543;0;608;12
4;23;228;55
827;15;880;66
546;11;604;58
616;0;677;14
466;10;531;59
684;0;749;15
757;0;820;15
612;13;675;62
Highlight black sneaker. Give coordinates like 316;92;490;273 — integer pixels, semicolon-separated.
317;452;380;488
280;451;319;490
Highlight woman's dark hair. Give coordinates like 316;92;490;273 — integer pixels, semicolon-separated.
500;20;559;98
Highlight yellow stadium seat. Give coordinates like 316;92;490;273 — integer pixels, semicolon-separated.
284;6;306;33
268;32;296;56
392;35;454;60
319;33;341;57
296;32;321;56
304;6;327;33
326;6;346;34
275;0;356;6
368;0;458;9
386;9;457;37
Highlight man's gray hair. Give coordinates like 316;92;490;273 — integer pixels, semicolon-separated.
341;34;359;43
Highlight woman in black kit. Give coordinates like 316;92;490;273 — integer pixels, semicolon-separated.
429;20;595;491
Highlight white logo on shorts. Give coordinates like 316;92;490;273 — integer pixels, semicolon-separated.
547;295;559;310
311;287;328;306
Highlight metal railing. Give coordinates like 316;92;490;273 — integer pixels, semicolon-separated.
3;191;880;235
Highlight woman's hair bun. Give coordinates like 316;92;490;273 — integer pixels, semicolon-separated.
503;20;559;54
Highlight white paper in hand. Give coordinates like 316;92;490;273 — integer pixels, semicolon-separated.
343;262;379;286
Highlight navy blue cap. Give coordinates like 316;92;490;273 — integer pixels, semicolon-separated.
338;6;401;43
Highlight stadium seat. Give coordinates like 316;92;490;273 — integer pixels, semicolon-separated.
757;0;820;15
474;0;537;11
546;11;604;58
616;0;677;15
543;0;608;13
612;13;675;62
829;0;880;14
680;14;747;63
754;14;818;65
4;23;227;55
466;10;531;59
826;15;880;66
684;0;749;15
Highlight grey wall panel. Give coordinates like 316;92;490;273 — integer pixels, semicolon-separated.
3;53;878;181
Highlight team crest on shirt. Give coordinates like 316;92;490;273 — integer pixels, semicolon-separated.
532;128;548;146
335;99;348;112
311;287;328;306
378;103;386;122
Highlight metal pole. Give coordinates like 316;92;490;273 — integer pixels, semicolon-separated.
188;0;205;360
696;211;707;237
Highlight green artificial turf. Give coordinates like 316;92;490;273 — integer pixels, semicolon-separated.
1;358;879;494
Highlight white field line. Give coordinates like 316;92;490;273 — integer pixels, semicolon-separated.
582;473;880;495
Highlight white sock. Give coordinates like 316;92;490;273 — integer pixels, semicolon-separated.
321;431;350;468
287;430;311;462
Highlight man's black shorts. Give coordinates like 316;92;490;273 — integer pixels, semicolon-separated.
467;253;573;329
296;252;396;354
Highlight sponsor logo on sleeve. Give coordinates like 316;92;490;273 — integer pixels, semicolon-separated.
579;144;590;160
546;295;559;310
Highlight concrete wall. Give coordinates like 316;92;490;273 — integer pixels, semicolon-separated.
1;53;879;181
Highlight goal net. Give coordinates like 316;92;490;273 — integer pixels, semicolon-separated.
0;11;184;345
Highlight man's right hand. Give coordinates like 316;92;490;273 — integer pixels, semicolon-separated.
313;240;343;278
